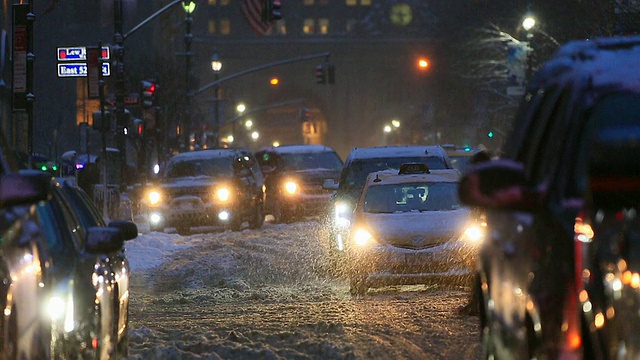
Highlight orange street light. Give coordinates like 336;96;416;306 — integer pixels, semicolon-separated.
270;77;280;86
417;58;430;70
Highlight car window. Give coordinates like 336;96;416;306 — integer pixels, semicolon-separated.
36;187;84;257
573;92;640;205
165;157;234;178
279;152;343;171
363;182;460;213
528;87;572;185
62;183;106;228
340;156;448;191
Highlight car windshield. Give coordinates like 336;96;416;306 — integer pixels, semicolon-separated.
341;157;448;191
280;152;343;171
362;182;460;213
164;157;234;179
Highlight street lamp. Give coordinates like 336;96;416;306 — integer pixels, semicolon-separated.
211;50;222;147
522;16;536;32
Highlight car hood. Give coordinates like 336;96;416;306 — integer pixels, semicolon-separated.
159;176;228;189
358;209;471;248
283;168;341;184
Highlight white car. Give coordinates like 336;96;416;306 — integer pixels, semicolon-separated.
345;163;484;295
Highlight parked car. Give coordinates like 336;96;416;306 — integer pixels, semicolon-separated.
345;163;483;295
57;177;138;358
324;145;453;272
255;145;343;223
141;148;264;234
34;174;136;359
0;171;53;359
458;35;640;359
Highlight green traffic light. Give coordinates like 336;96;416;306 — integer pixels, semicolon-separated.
487;131;494;138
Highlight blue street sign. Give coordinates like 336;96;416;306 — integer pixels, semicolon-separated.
58;63;111;77
57;46;110;61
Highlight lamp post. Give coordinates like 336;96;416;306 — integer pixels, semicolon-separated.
211;50;223;147
182;0;196;151
522;15;535;83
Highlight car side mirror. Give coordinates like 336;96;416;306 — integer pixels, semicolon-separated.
323;178;339;190
458;159;542;211
1;171;51;208
85;226;125;254
108;220;139;241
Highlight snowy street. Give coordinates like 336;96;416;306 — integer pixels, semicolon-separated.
124;220;482;359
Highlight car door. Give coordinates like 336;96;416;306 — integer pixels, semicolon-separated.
483;85;573;357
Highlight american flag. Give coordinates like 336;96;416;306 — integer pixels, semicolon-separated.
242;0;271;36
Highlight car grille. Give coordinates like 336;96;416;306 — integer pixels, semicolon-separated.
385;235;452;250
165;187;212;202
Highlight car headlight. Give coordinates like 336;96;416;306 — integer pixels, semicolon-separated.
217;187;231;202
353;228;374;247
147;189;162;206
284;181;298;195
46;288;75;333
462;224;485;244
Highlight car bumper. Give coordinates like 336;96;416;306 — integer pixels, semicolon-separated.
279;193;332;214
145;201;236;228
346;242;476;288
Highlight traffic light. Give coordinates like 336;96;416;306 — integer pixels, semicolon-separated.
487;131;494;138
315;64;326;84
141;80;158;108
262;0;282;23
133;118;144;137
300;107;311;122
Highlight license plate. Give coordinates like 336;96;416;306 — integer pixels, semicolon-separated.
405;253;427;267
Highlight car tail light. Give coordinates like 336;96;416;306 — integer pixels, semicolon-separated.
557;214;594;359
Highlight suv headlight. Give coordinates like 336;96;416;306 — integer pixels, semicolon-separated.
146;189;162;206
461;223;485;245
216;187;231;202
334;201;352;227
353;228;375;247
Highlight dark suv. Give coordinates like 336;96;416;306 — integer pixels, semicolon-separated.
141;148;264;234
255;145;343;223
459;36;640;359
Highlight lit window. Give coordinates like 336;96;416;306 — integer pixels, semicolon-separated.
208;0;216;5
361;0;371;5
346;0;356;5
319;19;329;34
208;19;216;34
220;0;230;5
303;19;315;34
221;19;230;34
304;0;314;4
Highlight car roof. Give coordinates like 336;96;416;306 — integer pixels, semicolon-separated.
364;168;460;187
257;144;336;154
529;35;640;92
168;148;249;162
346;145;447;161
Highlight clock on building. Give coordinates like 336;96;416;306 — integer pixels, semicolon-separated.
390;3;412;26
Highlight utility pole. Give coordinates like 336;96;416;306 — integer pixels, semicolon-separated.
113;0;126;186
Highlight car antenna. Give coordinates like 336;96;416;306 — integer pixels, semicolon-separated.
373;174;381;183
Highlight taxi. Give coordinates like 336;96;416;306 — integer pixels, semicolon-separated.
345;163;484;295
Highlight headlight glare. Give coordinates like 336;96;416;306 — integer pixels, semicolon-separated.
147;190;161;205
47;296;65;321
463;225;485;244
354;229;374;247
217;188;231;202
284;181;298;195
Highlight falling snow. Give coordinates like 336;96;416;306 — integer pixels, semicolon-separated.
124;220;482;359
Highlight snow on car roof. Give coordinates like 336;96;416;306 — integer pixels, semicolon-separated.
168;149;246;162
533;35;640;91
364;168;460;186
347;145;447;160
259;144;336;154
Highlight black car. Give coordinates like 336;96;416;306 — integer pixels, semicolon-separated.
255;145;343;223
141;148;265;234
57;177;138;358
459;35;640;359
